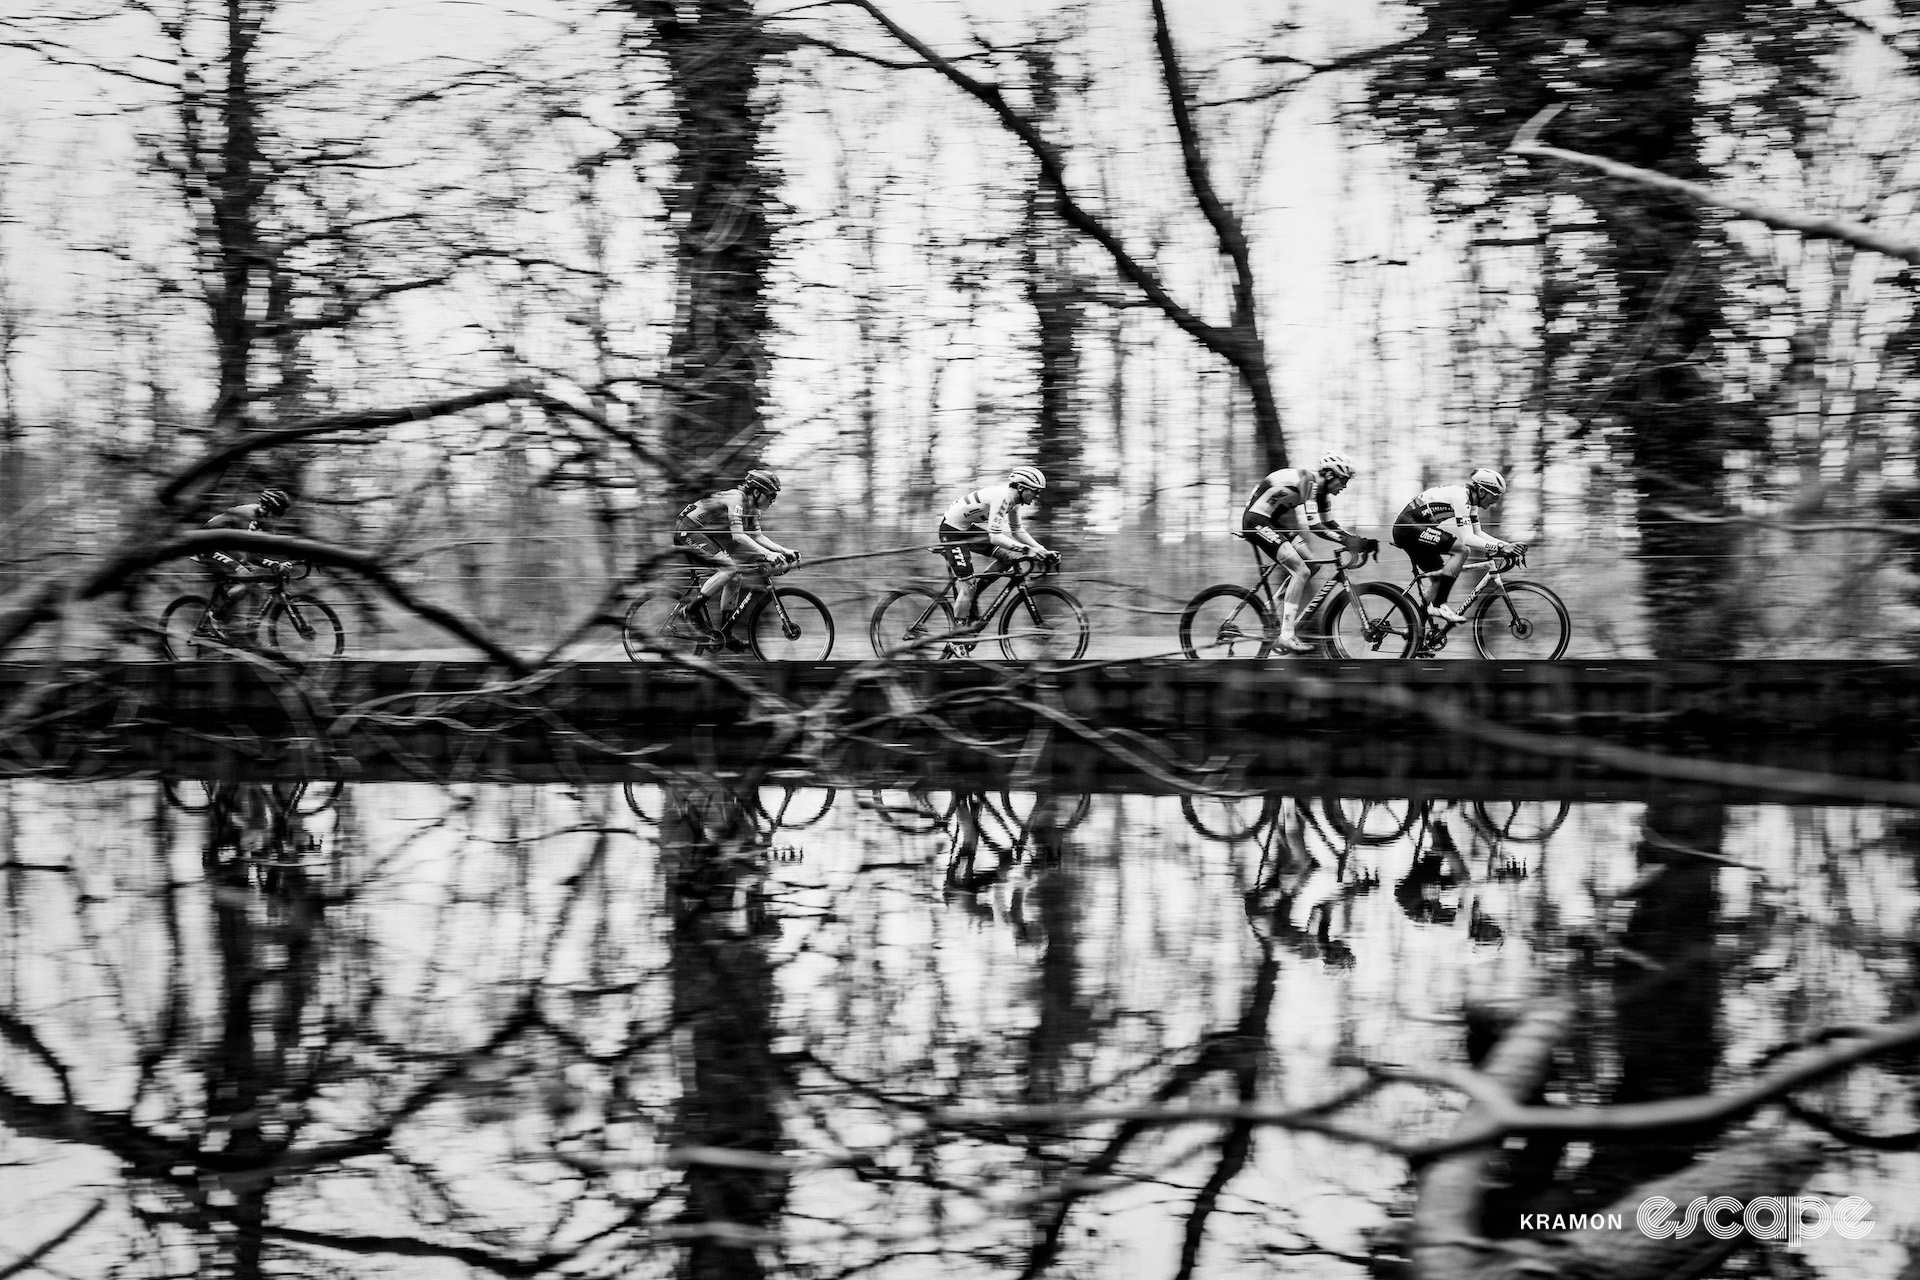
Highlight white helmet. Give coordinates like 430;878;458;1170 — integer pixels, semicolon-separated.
1009;466;1047;492
1468;468;1507;503
1317;452;1356;480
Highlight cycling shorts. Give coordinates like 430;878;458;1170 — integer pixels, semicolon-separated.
673;530;736;570
937;524;997;578
1392;520;1457;574
1240;514;1299;559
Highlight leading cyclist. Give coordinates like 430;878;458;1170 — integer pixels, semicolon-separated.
1390;468;1521;623
1240;453;1375;654
196;487;293;642
672;469;799;648
937;465;1058;627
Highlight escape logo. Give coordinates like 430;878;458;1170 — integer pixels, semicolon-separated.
1635;1195;1874;1242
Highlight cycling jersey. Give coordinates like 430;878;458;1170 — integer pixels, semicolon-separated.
198;503;272;573
1241;468;1346;540
1392;483;1505;572
941;484;1026;536
676;489;763;537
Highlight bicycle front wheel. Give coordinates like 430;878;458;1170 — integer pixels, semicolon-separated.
998;585;1090;661
747;587;835;661
870;587;956;658
1178;585;1273;659
266;595;345;660
1469;580;1570;660
1321;583;1420;659
160;595;213;660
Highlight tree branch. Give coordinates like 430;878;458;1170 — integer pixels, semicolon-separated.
156;383;536;507
1511;105;1920;265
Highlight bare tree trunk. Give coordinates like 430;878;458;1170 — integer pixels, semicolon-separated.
635;0;777;503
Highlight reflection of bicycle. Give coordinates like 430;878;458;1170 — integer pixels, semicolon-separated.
623;561;835;662
161;561;344;661
1179;547;1419;660
1319;796;1569;846
870;560;1089;661
164;778;341;816
1400;545;1570;659
622;778;837;836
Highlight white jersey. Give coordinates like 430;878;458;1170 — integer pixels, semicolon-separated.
1397;484;1502;551
941;483;1026;536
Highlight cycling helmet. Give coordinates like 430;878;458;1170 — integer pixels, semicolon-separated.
257;488;291;516
1317;452;1356;481
1009;465;1047;492
1467;468;1507;504
742;469;781;500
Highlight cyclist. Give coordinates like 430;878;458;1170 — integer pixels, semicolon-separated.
1240;452;1375;654
937;465;1058;627
1390;468;1521;624
197;487;292;642
672;469;799;648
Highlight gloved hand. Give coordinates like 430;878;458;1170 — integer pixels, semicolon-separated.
784;550;803;565
1038;548;1061;567
1349;535;1380;556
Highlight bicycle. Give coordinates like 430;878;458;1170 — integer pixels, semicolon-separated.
160;561;344;661
622;559;835;662
1399;544;1570;659
869;556;1090;661
1179;545;1420;660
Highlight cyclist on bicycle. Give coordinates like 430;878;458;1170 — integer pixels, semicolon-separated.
196;487;292;641
937;465;1058;627
672;469;799;648
1240;452;1375;654
1390;468;1521;624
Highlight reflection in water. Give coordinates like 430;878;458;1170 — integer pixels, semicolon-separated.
0;781;1914;1276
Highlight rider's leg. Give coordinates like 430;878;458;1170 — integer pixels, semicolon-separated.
1429;548;1470;623
1272;540;1315;652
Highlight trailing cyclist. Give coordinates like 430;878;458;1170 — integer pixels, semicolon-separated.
196;487;293;643
1240;453;1376;653
937;465;1059;627
672;469;800;649
1390;468;1522;624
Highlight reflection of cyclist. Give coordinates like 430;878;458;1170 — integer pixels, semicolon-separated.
197;488;292;640
672;470;799;649
937;466;1058;627
1393;816;1471;924
1240;454;1374;654
1243;799;1373;966
1390;469;1520;625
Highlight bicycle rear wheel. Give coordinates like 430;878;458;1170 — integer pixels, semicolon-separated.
1320;798;1418;845
1320;584;1419;659
623;592;702;660
998;585;1090;661
160;595;214;660
1469;580;1570;660
1178;585;1273;659
747;587;835;661
266;595;345;660
870;587;956;658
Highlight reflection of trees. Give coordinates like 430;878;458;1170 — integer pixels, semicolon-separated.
2;785;1918;1277
660;780;788;1279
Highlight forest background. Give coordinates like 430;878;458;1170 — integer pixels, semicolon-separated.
2;0;1919;660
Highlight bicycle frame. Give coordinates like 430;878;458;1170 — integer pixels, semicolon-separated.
1232;547;1386;639
1402;551;1522;652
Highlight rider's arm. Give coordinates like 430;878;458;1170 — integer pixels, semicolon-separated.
985;490;1032;554
1297;490;1352;546
1449;512;1508;553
